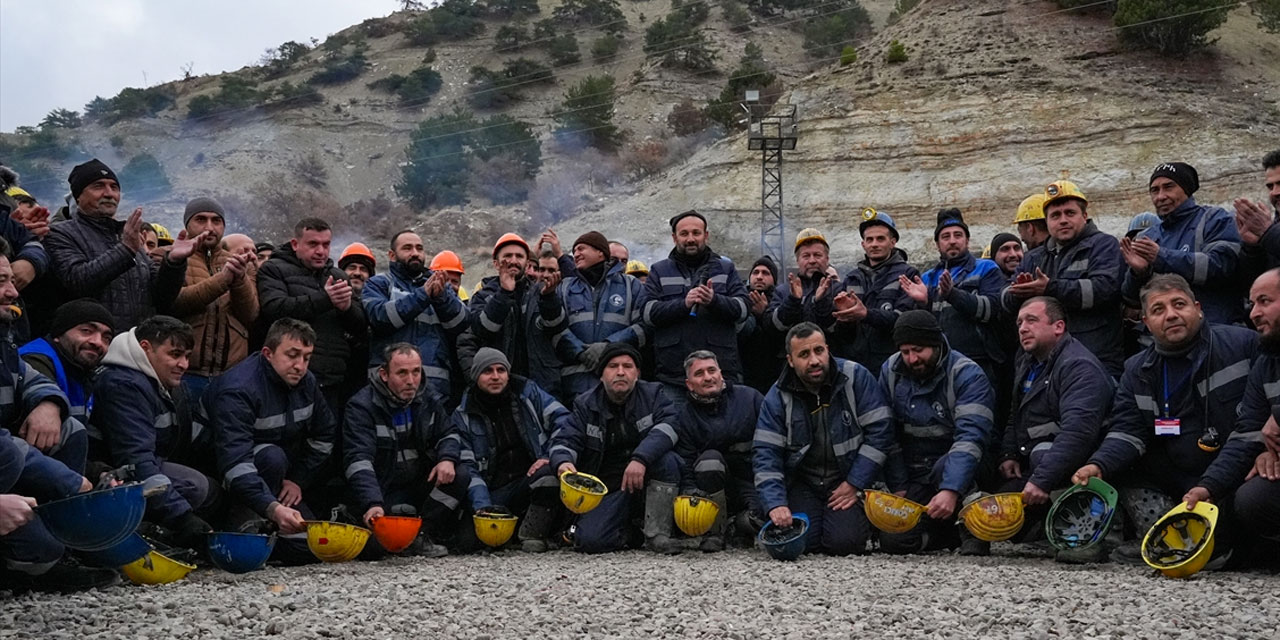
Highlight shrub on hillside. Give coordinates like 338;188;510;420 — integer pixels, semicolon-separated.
307;50;369;85
621;139;670;178
1256;0;1280;33
495;24;531;50
592;34;622;61
396;110;543;208
1113;0;1231;55
840;45;857;66
486;0;540;18
368;67;444;106
40;109;82;130
554;75;621;151
548;34;583;66
552;0;627;34
120;153;172;198
704;43;779;130
643;12;719;71
187;76;262;119
722;2;752;33
259;41;311;79
667;98;709;136
886;39;908;63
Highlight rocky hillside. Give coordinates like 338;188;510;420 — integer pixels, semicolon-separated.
2;0;1277;273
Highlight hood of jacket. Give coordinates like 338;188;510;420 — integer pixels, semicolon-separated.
101;328;163;388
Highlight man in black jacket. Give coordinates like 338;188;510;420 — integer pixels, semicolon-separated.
256;218;366;415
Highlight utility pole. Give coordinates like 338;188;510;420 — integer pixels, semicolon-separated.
744;91;797;272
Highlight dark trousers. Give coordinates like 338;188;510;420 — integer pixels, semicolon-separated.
688;449;760;518
1233;476;1280;544
880;455;966;554
786;480;872;556
574;452;681;554
225;444;327;566
0;436;71;575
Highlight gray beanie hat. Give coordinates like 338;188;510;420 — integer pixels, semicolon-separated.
470;347;511;383
184;196;225;226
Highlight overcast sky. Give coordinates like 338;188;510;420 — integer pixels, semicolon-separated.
0;0;403;132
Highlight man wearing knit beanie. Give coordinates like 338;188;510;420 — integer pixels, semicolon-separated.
988;233;1022;280
1119;162;1245;325
902;208;1006;383
740;255;784;394
880;310;995;556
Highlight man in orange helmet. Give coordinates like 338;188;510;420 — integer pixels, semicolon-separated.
338;243;376;296
429;250;468;301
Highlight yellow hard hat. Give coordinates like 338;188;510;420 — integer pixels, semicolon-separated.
149;223;174;246
306;521;370;563
1044;180;1088;211
625;259;649;277
473;509;519;548
863;489;927;534
457;284;470;302
4;186;32;200
1142;501;1218;579
673;495;720;537
1014;193;1048;224
794;227;828;251
559;470;608;514
959;493;1025;542
980;245;992;259
121;550;196;585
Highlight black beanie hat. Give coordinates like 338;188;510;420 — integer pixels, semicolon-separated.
48;299;114;338
751;255;779;284
893;310;943;348
933;208;969;241
1149;162;1199;197
68;159;119;199
989;233;1021;256
595;343;641;376
184;196;226;226
573;231;610;258
669;210;707;231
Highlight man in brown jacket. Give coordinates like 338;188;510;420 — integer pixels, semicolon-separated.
170;197;258;404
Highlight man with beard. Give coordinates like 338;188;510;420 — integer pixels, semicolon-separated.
1073;274;1255;564
19;300;112;474
643;211;749;411
765;228;843;336
451;348;573;553
363;230;467;405
674;351;763;551
878;311;995;555
46;159;207;330
338;243;376;296
170;197;259;405
901;209;1007;383
1185;267;1280;559
1121;162;1246;326
738;256;783;394
1234;150;1280;279
989;233;1023;281
91;316;218;550
344;344;472;557
550;344;684;554
1003;182;1126;376
753;323;894;556
467;234;561;386
540;231;646;398
1014;193;1050;252
998;297;1113;562
257;218;366;414
839;211;918;373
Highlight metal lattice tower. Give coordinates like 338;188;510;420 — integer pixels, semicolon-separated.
745;95;797;272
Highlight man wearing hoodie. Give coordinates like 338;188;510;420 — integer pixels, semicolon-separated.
256;217;366;415
539;231;647;398
1003;181;1126;377
363;230;468;406
1120;162;1246;326
343;343;472;557
451;347;573;552
738;256;784;394
90;316;217;550
839;211;919;373
170;197;259;405
643;211;749;411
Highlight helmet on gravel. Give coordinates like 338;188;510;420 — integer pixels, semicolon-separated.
863;490;926;534
371;515;423;553
306;521;370;563
559;470;608;514
959;492;1025;542
1142;501;1218;579
35;482;146;551
473;507;518;548
673;494;720;537
1046;478;1118;551
207;532;275;573
121;539;197;585
758;513;809;561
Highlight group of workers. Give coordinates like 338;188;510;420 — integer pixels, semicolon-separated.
1;149;1279;593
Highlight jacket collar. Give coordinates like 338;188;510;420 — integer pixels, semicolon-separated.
1159;197;1201;228
389;260;430;285
861;247;908;271
101;329;166;392
1045;221;1099;253
277;243;334;274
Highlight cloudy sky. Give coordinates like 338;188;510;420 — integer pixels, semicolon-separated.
0;0;402;131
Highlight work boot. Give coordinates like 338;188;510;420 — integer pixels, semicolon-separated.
699;491;728;552
1055;544;1108;564
643;481;682;555
3;557;121;593
517;504;556;553
409;533;449;558
1109;542;1145;565
958;530;989;557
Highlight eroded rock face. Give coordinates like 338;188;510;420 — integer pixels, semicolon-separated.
566;0;1280;268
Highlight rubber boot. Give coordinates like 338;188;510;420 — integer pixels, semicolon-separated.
958;528;989;557
1112;488;1174;565
699;491;728;552
518;504;556;553
643;481;682;555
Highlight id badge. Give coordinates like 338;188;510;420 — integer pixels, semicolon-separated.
1154;418;1181;436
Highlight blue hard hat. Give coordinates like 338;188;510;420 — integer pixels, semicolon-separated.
84;531;151;568
758;513;810;561
207;532;276;574
35;483;146;551
859;208;900;241
1126;212;1160;238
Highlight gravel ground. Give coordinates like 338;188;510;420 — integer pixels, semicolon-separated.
3;545;1278;639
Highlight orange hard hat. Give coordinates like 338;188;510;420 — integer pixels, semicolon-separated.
430;250;465;274
338;242;376;272
370;515;423;553
492;233;531;259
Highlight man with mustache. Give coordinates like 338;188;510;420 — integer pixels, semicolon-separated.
1234;150;1280;279
1120;162;1246;326
1073;274;1255;565
363;230;467;406
46;159;207;330
738;256;784;394
1184;267;1280;556
643;211;749;412
878;311;995;556
18;300;113;471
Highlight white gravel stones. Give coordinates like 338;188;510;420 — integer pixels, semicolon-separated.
3;547;1277;639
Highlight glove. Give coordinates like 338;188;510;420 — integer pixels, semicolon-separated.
579;342;610;370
